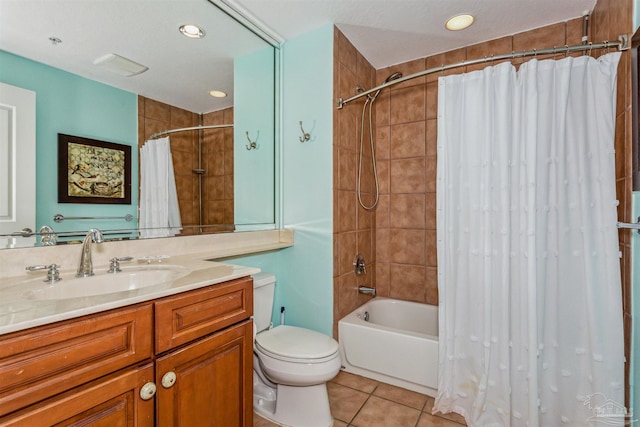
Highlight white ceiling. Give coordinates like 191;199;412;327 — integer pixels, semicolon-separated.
0;0;269;113
235;0;597;69
0;0;597;113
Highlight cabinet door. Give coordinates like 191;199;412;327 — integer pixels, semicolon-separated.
0;363;155;427
155;320;253;427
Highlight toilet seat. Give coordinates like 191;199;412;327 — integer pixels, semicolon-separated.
255;325;339;364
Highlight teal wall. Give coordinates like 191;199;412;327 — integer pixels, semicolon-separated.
234;47;276;226
229;24;335;336
0;50;138;236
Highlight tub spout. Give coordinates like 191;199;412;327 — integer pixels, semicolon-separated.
358;286;376;296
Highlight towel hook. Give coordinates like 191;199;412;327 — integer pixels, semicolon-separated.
246;131;258;150
299;121;311;143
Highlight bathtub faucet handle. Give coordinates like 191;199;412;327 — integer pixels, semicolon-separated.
353;253;367;276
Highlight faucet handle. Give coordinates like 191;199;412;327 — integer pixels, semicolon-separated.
353;253;367;276
107;257;133;273
26;264;61;283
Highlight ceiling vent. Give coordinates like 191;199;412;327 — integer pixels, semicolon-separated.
93;53;148;77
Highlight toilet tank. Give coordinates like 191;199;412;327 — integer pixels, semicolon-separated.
252;273;276;332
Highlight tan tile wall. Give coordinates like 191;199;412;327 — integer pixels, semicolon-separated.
333;2;633;358
333;28;377;337
138;97;234;234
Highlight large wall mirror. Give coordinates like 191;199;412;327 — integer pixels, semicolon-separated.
0;0;279;249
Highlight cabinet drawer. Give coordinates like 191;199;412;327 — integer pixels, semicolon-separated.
155;276;253;354
0;304;153;417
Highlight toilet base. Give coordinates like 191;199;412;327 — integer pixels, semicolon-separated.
254;382;333;427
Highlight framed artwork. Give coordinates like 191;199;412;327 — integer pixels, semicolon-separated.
57;133;131;204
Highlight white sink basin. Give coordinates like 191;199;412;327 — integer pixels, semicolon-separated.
21;265;189;300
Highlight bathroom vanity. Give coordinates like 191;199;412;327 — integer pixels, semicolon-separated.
0;259;258;426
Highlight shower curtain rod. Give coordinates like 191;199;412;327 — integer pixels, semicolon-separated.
617;221;640;231
337;33;630;109
148;124;233;140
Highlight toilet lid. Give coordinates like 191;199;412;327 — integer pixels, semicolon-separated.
255;325;339;360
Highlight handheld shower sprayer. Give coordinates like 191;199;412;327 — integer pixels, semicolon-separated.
354;71;403;211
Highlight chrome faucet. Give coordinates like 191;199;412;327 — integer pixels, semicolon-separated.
76;228;104;277
358;286;376;296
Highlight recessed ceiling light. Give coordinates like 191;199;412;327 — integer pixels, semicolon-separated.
179;24;205;39
209;90;227;98
445;14;475;31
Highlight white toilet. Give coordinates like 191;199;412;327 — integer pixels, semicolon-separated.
252;273;341;427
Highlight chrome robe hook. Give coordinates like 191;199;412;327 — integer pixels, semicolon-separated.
246;131;258;150
299;121;311;142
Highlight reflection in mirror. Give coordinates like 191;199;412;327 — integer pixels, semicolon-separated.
0;0;278;248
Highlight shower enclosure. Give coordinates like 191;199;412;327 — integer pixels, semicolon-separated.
139;98;235;235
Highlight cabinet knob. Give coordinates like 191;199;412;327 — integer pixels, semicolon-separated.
140;382;157;400
162;371;177;388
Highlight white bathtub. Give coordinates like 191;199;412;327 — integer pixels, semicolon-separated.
338;297;438;396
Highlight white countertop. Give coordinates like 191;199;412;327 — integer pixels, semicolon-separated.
0;254;260;335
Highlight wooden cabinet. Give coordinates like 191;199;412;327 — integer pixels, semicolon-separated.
156;321;253;427
0;276;253;427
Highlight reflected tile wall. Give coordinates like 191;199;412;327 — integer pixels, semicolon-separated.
138;97;234;232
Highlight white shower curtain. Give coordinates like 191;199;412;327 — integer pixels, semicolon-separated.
139;136;182;238
435;53;624;426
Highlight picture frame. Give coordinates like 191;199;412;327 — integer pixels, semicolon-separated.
57;133;131;204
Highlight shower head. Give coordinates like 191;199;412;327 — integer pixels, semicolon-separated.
385;72;403;83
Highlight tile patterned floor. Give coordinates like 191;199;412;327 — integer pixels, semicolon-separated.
253;371;467;427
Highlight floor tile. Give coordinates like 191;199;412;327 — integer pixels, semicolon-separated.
373;382;429;410
253;372;467;427
351;395;421;427
327;381;370;423
417;411;467;426
253;412;280;427
424;397;467;425
331;370;379;393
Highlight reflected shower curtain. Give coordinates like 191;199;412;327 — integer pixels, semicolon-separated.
434;53;624;426
139;136;182;238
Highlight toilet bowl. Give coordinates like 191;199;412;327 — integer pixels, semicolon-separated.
252;273;340;427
